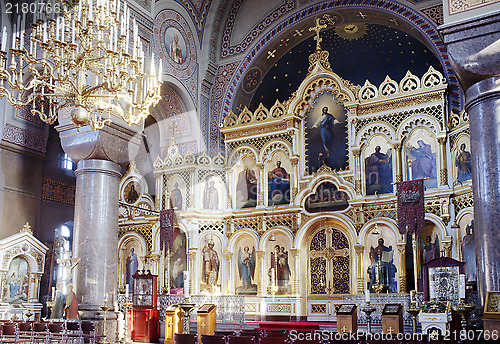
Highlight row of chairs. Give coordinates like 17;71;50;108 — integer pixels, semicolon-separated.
0;320;102;343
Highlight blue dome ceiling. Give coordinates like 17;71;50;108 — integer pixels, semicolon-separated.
237;23;443;112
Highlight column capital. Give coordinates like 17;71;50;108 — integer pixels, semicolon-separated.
392;142;402;150
354;245;364;255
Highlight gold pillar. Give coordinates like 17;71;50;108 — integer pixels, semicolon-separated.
290;248;300;295
396;243;407;293
393;143;403;183
119;246;126;289
438;137;448;186
256;250;265;295
155;173;163;210
188;250;197;295
257;163;264;207
150;253;161;292
226;171;232;209
354;245;364;294
290;157;299;204
442;237;452;257
224;251;233;294
352;148;362;194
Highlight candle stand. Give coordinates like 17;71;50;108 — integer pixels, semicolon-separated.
406;303;420;334
361;302;376;333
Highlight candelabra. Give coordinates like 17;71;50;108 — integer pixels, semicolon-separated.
101;302;111;344
46;300;55;319
0;0;162;130
406;303;420;334
361;302;376;333
121;301;133;344
452;299;474;331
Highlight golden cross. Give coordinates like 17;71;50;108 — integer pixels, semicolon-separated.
309;17;327;51
341;326;348;332
200;323;206;328
294;29;304;36
267;50;276;59
387;327;394;334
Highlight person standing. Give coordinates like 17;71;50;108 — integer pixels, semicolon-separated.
64;284;80;320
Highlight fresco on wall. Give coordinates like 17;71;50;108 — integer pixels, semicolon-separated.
235;236;257;295
168;227;187;294
2;256;29;303
363;136;393;195
419;223;441;265
200;235;222;293
365;225;398;293
201;175;223;210
266;232;292;295
235;156;258;209
453;136;472;183
458;213;475;282
405;128;437;189
305;182;349;213
124;180;141;204
168;175;185;210
305;93;348;173
266;151;291;206
121;240;143;289
165;27;187;65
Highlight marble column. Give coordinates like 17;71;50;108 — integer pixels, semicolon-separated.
73;159;121;314
439;11;500;301
57;117;142;340
352;149;362;194
289;248;299;295
256;250;265;295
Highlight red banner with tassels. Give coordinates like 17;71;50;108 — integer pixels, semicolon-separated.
160;209;174;251
397;179;425;234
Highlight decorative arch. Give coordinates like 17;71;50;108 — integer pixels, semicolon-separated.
260;140;292;163
398;115;441;140
424;213;448;239
357;123;395;147
228;145;259;166
358;218;403;245
259;227;294;251
288;72;356;116
298;174;356;208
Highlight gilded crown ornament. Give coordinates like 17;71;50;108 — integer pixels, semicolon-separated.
0;0;162;130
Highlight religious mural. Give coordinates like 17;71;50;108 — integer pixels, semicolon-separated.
165;27;187;65
168;176;185;210
304;182;349;213
234;156;258;209
365;225;398;293
168;227;187;294
266;151;291;206
458;213;476;282
200;235;222;293
235;236;257;295
124;180;141;204
266;232;292;295
2;256;29;303
453;136;472;183
305;94;348;173
363;136;393;195
121;240;143;289
405;128;437;189
201;174;222;210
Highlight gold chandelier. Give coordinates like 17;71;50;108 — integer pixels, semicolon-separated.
0;0;162;130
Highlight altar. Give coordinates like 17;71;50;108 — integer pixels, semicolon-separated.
0;223;48;320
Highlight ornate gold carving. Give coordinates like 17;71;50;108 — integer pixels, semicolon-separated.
355;180;361;194
20;222;33;235
224;123;287;140
396;175;403;182
440;169;448;186
357;94;443;116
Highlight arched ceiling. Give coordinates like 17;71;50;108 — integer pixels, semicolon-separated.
229;7;444;112
246;22;442;111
